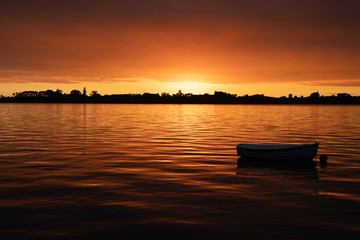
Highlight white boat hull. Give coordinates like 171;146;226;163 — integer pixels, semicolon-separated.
236;143;319;160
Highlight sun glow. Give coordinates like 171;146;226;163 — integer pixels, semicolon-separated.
164;81;220;94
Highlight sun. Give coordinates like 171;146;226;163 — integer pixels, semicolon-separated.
168;81;214;94
163;73;214;94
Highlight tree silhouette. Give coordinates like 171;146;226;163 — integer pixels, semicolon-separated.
70;89;81;96
1;89;359;104
310;91;320;98
90;90;100;97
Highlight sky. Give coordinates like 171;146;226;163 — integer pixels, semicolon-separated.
1;0;360;97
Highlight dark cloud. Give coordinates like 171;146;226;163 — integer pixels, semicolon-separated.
2;0;358;26
0;0;359;86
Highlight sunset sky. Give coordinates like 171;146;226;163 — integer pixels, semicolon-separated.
1;0;359;97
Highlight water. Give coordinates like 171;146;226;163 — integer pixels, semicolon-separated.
0;104;360;239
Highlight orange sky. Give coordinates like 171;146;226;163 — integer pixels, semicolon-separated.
1;0;360;97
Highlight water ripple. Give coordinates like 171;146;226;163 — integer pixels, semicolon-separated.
1;104;360;239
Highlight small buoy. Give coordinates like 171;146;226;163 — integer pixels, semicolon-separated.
319;154;328;164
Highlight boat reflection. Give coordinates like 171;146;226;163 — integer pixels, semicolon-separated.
236;157;318;177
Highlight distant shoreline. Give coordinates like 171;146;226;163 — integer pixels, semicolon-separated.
1;102;359;105
1;90;359;104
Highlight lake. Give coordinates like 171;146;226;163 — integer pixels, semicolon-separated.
1;104;360;239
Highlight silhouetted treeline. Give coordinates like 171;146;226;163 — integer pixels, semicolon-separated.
1;89;359;104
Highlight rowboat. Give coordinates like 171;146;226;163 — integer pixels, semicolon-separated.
236;142;319;160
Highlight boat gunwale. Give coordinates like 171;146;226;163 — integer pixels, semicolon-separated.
236;143;319;153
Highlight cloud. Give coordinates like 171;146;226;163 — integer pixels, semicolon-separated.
0;0;359;87
0;70;143;84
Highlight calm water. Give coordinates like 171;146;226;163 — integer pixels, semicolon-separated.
1;104;360;239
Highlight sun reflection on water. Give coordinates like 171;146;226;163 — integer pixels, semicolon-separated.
0;104;360;239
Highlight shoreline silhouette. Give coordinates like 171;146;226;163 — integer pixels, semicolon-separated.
0;89;359;104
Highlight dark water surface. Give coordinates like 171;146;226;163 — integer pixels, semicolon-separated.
1;104;360;239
